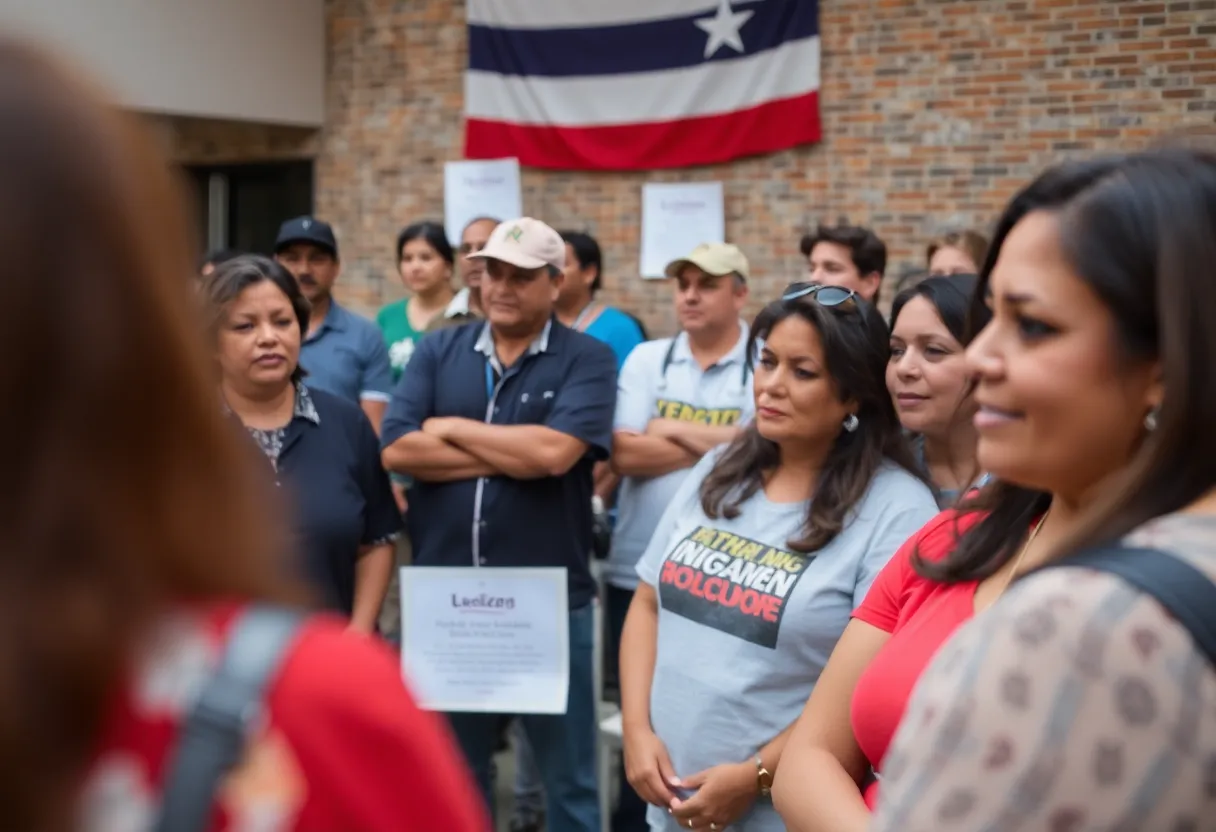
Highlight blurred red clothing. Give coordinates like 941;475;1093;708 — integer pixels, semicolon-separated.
84;605;489;831
850;510;981;810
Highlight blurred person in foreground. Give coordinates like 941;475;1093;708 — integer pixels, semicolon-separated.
0;37;486;832
868;149;1216;830
203;255;399;631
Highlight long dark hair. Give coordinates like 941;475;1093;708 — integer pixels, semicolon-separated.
889;274;989;499
700;292;922;553
919;149;1216;581
889;273;987;346
203;254;312;384
0;38;300;831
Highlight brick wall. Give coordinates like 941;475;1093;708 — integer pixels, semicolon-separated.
232;0;1216;331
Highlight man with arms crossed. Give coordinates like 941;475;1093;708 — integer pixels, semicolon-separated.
605;243;755;832
382;217;615;832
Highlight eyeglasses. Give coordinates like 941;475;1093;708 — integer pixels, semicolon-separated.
782;282;859;310
459;241;487;256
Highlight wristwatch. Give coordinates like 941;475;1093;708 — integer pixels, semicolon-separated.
755;755;773;797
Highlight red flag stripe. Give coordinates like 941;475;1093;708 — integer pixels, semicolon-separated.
465;91;821;172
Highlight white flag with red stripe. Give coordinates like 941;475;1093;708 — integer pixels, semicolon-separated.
464;0;822;171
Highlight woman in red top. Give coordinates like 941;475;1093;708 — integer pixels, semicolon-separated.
772;155;1158;832
769;252;1002;831
0;38;487;832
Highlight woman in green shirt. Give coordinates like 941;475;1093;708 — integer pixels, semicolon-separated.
377;221;456;382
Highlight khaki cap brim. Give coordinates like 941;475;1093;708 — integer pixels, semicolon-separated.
663;254;740;279
467;244;547;270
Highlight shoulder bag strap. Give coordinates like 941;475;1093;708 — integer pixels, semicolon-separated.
153;605;307;832
1041;546;1216;666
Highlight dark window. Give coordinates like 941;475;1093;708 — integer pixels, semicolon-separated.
185;161;314;256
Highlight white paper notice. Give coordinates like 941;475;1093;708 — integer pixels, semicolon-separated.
399;566;569;714
639;181;726;279
443;158;523;245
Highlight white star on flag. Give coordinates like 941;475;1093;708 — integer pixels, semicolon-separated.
695;0;755;59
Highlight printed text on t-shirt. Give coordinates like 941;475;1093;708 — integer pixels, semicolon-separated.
655;399;743;426
658;525;811;649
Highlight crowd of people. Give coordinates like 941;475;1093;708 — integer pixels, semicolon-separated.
4;34;1216;832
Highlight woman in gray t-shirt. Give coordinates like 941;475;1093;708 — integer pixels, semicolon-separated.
620;284;939;832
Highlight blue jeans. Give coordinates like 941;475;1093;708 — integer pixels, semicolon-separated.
447;603;601;832
606;584;649;832
512;721;545;822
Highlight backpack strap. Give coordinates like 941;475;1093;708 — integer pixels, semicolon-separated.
1041;546;1216;666
154;605;307;832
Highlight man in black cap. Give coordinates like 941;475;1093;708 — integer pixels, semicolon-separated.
274;216;393;432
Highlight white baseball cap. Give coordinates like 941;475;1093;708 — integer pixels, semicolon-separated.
467;217;566;272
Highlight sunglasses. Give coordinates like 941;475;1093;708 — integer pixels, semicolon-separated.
781;282;859;309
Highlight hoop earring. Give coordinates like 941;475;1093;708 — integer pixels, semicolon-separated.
843;413;860;433
1144;407;1159;432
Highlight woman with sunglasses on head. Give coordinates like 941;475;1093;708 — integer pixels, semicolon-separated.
619;285;938;832
773;279;993;832
865;148;1216;831
887;274;992;507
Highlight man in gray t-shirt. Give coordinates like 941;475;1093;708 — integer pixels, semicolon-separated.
606;243;754;831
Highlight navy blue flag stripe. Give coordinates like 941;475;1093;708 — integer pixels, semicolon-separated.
468;0;818;79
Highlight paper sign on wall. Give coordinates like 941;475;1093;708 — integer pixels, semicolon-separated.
639;182;726;279
444;158;523;245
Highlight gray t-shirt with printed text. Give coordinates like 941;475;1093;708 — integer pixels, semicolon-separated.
636;452;938;831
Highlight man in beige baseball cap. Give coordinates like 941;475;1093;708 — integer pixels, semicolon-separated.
381;214;617;828
463;217;568;346
470;216;567;273
663;241;750;282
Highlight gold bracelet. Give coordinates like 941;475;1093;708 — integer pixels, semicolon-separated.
755;754;773;796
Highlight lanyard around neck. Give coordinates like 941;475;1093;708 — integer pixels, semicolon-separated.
571;301;598;332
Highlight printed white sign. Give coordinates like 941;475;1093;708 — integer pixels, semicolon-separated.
639;181;726;279
444;158;523;245
399;566;569;714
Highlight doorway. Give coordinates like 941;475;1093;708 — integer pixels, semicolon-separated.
186;161;314;257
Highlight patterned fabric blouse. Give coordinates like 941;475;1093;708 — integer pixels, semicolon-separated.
871;511;1216;831
244;383;321;471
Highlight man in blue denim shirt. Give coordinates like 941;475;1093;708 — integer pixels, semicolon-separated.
274;217;393;432
382;217;616;832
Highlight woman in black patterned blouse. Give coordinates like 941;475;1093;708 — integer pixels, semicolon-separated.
204;255;400;632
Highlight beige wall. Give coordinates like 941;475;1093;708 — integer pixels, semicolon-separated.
0;0;325;126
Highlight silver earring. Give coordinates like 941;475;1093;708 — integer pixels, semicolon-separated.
843;413;860;433
1144;407;1159;432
